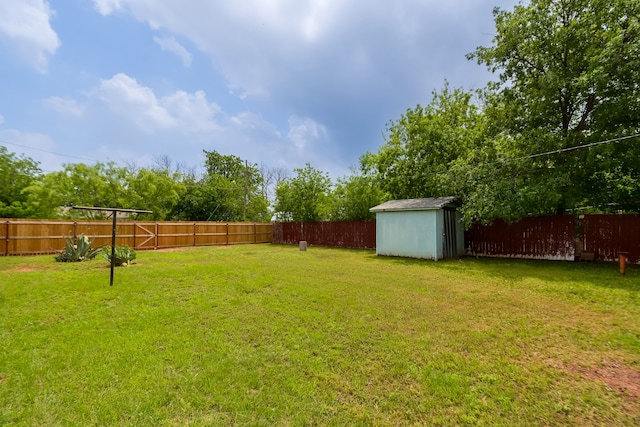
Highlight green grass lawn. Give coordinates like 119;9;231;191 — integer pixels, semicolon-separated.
1;244;639;426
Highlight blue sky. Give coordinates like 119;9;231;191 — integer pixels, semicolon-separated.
0;0;519;177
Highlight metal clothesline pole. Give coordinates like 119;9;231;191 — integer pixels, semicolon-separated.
72;206;153;286
110;210;117;286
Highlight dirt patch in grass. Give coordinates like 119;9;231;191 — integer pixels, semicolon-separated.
155;245;235;252
3;266;47;273
97;263;141;268
154;247;190;252
566;360;640;400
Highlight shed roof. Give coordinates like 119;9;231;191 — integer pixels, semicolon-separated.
369;197;459;212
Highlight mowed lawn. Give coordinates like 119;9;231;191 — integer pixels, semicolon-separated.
1;244;639;426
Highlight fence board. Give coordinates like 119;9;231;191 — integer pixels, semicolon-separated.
272;221;376;249
0;219;272;256
6;215;640;262
580;214;640;263
464;216;576;261
1;221;7;255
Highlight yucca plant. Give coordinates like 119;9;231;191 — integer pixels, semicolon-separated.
102;245;137;266
54;234;102;262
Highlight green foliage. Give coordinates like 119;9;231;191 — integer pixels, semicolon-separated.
127;168;185;220
368;0;640;225
330;162;387;221
101;245;137;266
366;84;495;224
0;146;43;218
54;234;101;262
170;150;270;221
374;83;487;201
23;162;189;221
274;163;332;221
24;162;132;219
468;0;640;215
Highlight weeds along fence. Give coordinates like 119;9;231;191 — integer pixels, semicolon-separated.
0;219;272;256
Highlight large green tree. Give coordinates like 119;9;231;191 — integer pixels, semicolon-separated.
329;160;387;221
0;146;42;218
469;0;640;214
274;164;332;222
24;162;130;218
126;168;185;220
171;150;269;221
372;83;487;200
365;84;496;224
369;0;640;225
25;162;184;220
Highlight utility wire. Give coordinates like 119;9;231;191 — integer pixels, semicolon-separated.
0;139;101;163
492;133;640;165
414;132;640;178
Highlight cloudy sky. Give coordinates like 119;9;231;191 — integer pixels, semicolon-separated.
0;0;519;177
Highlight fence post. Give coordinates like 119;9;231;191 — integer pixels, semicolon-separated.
155;222;158;249
5;220;9;256
194;223;197;246
73;221;77;241
133;221;136;249
226;223;229;245
254;223;257;243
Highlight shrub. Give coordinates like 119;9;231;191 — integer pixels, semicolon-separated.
55;234;102;262
102;245;137;266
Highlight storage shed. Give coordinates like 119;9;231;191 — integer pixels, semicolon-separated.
369;197;464;260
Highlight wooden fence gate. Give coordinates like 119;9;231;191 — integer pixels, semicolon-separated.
1;219;272;256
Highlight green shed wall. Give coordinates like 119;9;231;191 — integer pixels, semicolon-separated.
375;210;443;260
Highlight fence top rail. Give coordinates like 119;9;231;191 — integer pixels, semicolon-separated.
2;219;274;225
2;219;147;225
72;206;153;214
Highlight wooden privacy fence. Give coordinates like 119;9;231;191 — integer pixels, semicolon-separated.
1;219;272;256
579;214;640;264
273;215;640;263
465;216;576;261
7;215;639;261
272;220;376;249
466;214;640;264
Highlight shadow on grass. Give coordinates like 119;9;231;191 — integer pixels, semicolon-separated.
367;252;640;294
268;244;639;294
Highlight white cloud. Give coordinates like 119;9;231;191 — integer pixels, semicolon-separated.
0;0;60;72
162;90;221;132
287;116;327;150
87;0;491;99
153;36;192;67
89;0;342;97
93;0;123;15
97;73;177;132
86;0;517;175
43;97;85;118
96;73;220;134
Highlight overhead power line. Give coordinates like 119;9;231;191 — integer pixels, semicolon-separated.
405;132;640;179
0;139;100;163
494;133;640;164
